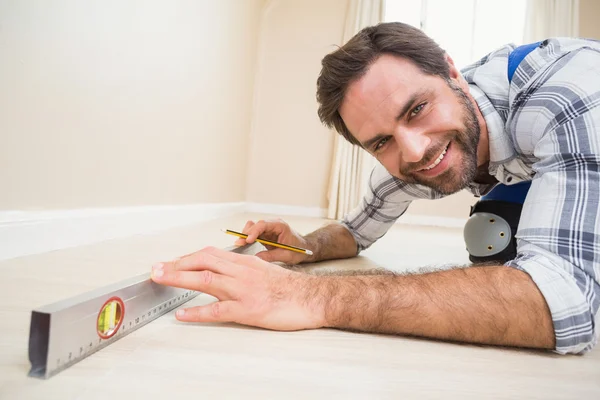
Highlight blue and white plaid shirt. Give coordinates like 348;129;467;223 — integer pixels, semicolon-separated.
341;38;600;354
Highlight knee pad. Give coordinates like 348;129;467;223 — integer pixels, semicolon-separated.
463;200;524;263
464;181;531;263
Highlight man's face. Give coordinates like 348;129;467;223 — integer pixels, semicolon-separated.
339;54;481;195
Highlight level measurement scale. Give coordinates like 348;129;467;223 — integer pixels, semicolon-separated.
28;243;261;379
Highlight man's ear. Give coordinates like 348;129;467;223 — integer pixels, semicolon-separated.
445;53;460;79
445;53;468;90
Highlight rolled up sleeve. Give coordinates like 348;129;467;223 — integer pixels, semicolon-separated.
506;248;599;354
505;164;600;354
505;136;600;354
341;164;446;252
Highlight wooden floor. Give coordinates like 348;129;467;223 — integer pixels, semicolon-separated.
1;213;599;399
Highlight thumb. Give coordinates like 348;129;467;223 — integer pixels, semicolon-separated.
255;249;291;263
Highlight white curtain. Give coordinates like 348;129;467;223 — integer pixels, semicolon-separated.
326;0;384;220
524;0;579;42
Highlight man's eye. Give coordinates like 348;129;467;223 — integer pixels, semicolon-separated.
410;102;426;117
374;137;390;152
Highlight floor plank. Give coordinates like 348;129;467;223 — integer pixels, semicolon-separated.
1;213;598;399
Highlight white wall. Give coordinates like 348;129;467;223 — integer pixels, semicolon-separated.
0;0;497;221
246;0;476;218
580;0;600;39
0;0;263;210
245;0;347;210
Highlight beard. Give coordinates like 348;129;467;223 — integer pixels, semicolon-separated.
398;81;480;195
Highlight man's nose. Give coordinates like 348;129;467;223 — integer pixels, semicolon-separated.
396;129;431;163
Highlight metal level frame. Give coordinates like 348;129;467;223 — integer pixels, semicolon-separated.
28;244;260;379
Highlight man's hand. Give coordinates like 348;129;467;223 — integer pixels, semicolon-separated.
234;218;358;264
234;219;312;264
150;246;325;331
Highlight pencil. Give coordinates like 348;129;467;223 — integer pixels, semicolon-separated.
222;229;314;256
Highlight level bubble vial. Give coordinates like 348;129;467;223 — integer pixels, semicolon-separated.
97;297;124;339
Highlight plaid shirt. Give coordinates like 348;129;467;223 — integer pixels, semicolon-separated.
341;38;600;354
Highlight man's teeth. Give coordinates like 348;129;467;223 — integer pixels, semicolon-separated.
423;145;448;171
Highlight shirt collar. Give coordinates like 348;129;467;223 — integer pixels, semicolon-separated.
468;84;516;176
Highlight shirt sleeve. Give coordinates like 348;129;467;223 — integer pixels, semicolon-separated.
341;163;446;252
504;47;600;354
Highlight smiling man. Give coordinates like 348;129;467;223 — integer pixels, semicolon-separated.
335;51;483;194
151;23;600;355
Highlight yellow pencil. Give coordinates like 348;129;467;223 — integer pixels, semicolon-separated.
222;229;314;256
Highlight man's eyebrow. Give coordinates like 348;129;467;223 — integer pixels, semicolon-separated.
395;89;430;122
360;89;430;150
362;133;389;150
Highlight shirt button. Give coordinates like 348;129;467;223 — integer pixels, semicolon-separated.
507;177;513;183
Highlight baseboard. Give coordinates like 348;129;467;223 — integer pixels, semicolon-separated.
245;203;466;228
0;203;245;262
245;203;328;218
0;202;465;262
396;214;467;229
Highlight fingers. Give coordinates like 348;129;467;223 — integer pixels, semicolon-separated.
245;219;287;243
201;246;257;265
256;248;309;265
254;250;275;262
167;248;242;275
234;238;247;246
176;301;240;324
255;249;292;263
234;220;255;246
232;219;289;246
151;264;237;299
242;220;255;233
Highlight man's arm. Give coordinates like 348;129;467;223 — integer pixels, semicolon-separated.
151;247;556;350
233;219;359;264
313;264;555;349
303;223;358;262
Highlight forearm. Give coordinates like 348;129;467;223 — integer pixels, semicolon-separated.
313;265;555;349
303;223;358;263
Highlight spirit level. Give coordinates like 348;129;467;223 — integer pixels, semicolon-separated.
28;243;261;379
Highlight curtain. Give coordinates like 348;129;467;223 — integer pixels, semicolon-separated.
524;0;579;42
326;0;384;220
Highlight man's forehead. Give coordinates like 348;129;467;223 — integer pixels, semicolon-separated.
340;55;425;138
346;55;422;104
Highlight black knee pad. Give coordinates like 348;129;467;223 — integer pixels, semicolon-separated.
463;200;524;263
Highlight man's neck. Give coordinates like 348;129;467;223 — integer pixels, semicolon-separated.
468;93;495;185
473;162;498;184
464;88;492;171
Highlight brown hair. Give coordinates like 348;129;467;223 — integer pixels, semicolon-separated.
316;22;449;146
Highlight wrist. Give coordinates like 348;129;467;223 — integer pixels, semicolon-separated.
297;274;329;328
301;235;320;263
300;236;318;263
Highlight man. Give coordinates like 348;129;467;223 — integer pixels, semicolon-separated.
151;23;600;354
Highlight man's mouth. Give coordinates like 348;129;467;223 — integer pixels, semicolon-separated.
419;142;450;172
